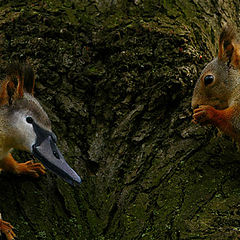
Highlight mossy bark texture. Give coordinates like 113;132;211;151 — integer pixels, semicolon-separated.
0;0;240;239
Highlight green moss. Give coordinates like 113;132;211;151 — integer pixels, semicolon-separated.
0;1;239;240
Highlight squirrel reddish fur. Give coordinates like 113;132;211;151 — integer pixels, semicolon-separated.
192;25;240;141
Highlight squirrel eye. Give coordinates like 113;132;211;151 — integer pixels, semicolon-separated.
26;116;33;124
204;75;214;86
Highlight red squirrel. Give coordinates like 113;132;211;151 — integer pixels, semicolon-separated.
192;25;240;142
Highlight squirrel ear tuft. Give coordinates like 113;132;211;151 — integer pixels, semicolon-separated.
0;62;35;106
6;62;35;97
218;25;240;68
0;80;16;106
6;62;24;99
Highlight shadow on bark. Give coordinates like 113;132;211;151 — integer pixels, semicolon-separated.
0;0;240;239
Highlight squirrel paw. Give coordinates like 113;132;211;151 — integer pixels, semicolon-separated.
16;160;46;178
0;219;16;240
193;105;216;125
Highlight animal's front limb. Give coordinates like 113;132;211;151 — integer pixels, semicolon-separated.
0;153;46;177
0;219;16;240
0;217;16;240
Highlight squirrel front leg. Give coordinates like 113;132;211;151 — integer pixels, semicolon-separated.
193;105;240;141
0;153;46;177
0;219;16;240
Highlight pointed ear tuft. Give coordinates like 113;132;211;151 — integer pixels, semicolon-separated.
6;62;24;99
7;81;15;105
0;80;16;106
6;62;35;96
218;25;235;60
218;25;240;68
0;62;36;106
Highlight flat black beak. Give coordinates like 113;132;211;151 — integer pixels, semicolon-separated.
30;120;81;185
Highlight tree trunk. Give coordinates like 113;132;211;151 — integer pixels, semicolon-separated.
0;0;240;239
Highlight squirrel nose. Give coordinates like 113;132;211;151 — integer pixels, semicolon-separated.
192;104;199;110
191;101;199;110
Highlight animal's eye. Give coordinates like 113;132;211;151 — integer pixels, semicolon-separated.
26;117;33;124
204;75;214;86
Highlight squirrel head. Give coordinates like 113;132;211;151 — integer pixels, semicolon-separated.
192;25;240;110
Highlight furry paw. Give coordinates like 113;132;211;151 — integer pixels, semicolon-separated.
0;219;16;240
16;160;46;178
193;105;216;125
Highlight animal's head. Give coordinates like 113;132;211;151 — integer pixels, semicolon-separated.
192;25;240;110
0;62;81;185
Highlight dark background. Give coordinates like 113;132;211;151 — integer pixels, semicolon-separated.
0;0;240;239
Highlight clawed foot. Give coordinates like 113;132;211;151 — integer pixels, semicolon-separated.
16;160;46;178
0;219;16;240
192;105;216;125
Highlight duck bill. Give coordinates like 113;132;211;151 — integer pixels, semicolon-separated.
32;135;81;186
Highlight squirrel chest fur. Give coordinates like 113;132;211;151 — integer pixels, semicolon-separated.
192;26;240;141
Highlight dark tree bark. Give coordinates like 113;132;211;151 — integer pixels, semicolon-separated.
0;0;240;239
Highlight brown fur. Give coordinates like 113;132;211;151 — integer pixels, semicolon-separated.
0;80;11;106
0;153;45;177
193;105;240;140
192;25;240;143
0;62;35;107
218;25;240;68
0;219;15;240
218;25;235;60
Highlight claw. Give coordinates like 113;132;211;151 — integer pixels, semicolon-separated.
16;160;46;178
192;105;216;125
0;218;16;240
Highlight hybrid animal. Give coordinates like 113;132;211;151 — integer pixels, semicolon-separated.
0;63;81;240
